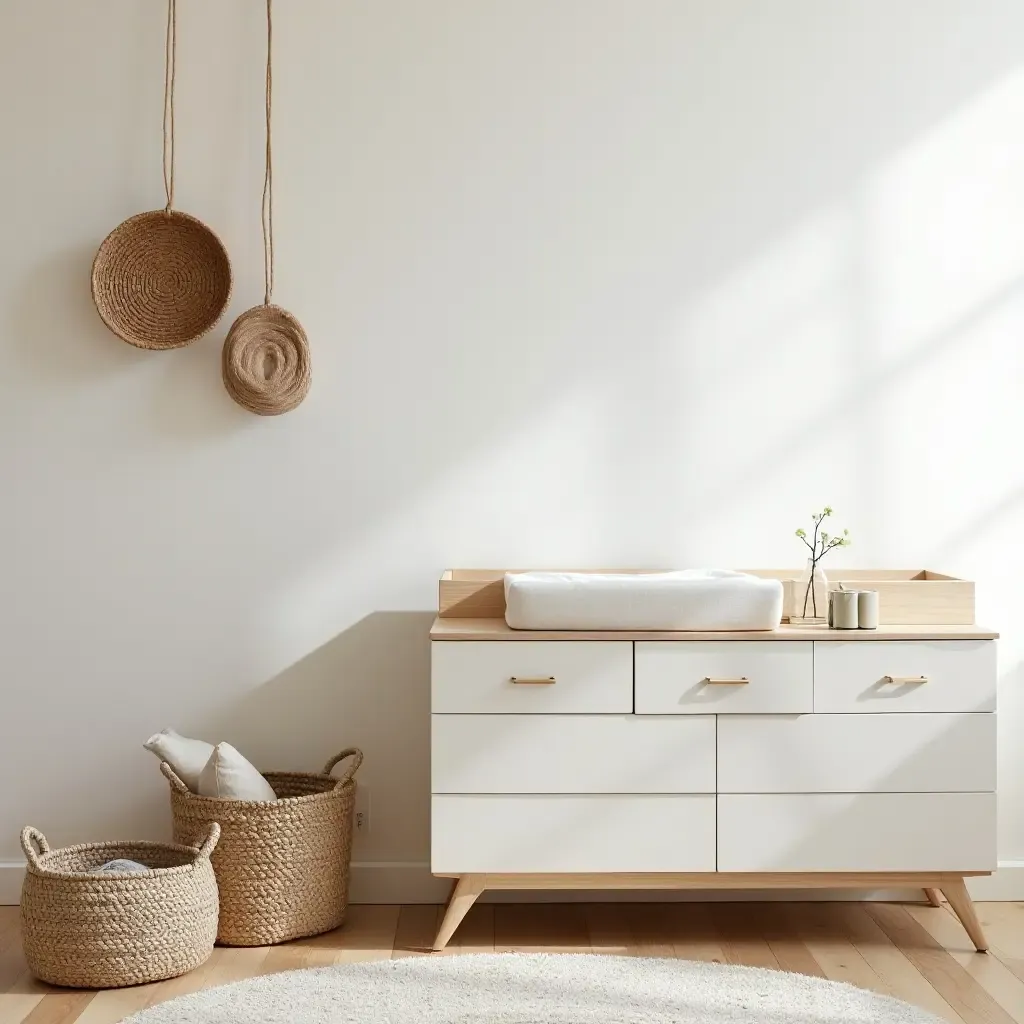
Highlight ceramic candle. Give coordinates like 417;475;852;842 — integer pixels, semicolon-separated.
828;590;859;629
858;590;879;629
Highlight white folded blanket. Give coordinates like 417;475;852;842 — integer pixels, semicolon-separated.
504;569;783;631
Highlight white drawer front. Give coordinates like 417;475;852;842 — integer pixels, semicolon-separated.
717;713;995;794
634;641;812;714
718;793;996;872
432;795;716;873
432;714;715;794
432;641;632;713
813;641;996;713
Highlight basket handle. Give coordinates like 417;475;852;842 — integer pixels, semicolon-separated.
20;827;49;868
160;761;192;795
322;747;363;786
194;822;221;860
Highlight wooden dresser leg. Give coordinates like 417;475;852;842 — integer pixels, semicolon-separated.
941;877;988;952
433;875;486;951
923;888;942;907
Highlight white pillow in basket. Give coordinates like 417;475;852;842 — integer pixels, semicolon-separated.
144;728;214;793
198;742;277;802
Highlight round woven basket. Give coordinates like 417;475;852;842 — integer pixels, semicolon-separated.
222;304;311;415
19;823;220;988
162;747;362;946
92;210;232;349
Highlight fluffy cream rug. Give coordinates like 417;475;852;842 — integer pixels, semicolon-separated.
123;953;940;1023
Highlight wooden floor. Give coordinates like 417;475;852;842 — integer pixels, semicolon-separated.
4;901;1024;1024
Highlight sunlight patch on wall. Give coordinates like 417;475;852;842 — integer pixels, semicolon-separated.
860;71;1024;564
657;206;859;563
865;70;1024;359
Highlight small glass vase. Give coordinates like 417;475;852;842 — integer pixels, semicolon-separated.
792;558;828;624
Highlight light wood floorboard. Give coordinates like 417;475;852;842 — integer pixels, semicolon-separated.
867;902;1016;1024
785;903;890;997
439;904;495;956
497;903;590;953
3;902;1023;1024
976;904;1024;986
391;905;442;958
715;902;780;971
748;903;825;979
836;903;964;1023
908;903;1024;1023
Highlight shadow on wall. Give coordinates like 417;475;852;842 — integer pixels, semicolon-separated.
203;611;435;863
10;244;140;382
6;243;245;441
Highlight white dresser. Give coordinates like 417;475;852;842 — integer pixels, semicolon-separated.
429;578;998;952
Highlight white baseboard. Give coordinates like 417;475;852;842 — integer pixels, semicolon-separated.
348;862;451;904
966;862;1024;900
6;860;1023;907
0;861;458;907
1;863;22;906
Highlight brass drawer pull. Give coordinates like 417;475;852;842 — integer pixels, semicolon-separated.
510;676;556;685
703;677;749;685
883;675;928;684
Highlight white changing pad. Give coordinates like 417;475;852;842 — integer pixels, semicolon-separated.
504;570;783;631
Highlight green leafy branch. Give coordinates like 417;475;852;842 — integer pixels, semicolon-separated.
794;507;850;617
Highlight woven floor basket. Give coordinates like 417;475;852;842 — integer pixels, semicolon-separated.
92;210;232;349
19;824;220;988
162;747;362;946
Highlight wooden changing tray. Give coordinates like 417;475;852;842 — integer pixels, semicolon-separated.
438;568;974;626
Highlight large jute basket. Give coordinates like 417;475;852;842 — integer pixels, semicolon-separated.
19;824;220;988
161;747;362;946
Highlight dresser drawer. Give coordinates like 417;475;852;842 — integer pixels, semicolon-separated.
813;641;996;713
717;713;995;793
634;642;812;714
432;794;716;873
431;641;632;713
432;714;715;794
718;793;996;872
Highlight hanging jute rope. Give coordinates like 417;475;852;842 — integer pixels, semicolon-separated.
92;0;231;350
222;0;311;415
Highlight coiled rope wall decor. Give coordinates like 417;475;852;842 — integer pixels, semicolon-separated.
91;0;231;350
222;0;311;415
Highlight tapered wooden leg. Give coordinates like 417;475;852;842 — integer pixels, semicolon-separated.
923;888;942;907
941;877;988;952
433;874;486;951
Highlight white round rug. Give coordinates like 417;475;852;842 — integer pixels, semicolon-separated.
123;953;941;1024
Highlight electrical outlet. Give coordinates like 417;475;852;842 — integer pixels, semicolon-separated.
354;785;370;836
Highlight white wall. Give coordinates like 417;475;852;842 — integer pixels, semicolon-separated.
2;0;1023;902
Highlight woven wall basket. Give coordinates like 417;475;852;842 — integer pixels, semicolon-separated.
161;747;362;946
92;0;231;350
92;210;232;350
222;304;311;415
19;824;220;988
223;0;310;415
